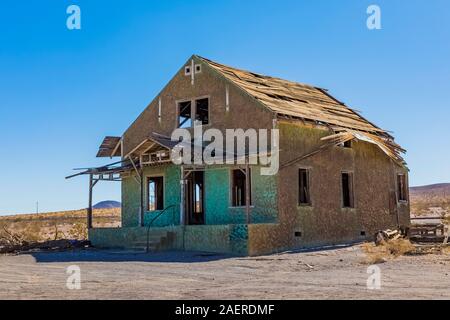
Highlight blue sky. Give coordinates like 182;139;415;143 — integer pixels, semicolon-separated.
0;0;449;215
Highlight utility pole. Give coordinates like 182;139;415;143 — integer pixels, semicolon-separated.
36;201;39;214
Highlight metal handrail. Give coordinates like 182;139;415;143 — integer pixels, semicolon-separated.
146;205;177;253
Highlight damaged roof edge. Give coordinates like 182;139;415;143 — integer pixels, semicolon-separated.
96;136;122;158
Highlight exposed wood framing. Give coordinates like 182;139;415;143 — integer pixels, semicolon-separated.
245;160;251;224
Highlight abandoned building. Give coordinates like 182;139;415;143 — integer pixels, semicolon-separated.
68;55;410;256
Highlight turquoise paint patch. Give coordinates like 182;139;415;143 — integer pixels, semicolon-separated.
123;165;278;228
229;224;249;255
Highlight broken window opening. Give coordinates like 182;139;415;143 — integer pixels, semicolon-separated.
338;140;352;148
178;101;192;128
231;168;252;207
148;176;164;211
397;174;407;202
195;98;209;125
343;140;352;148
185;66;191;76
342;172;354;208
298;168;311;205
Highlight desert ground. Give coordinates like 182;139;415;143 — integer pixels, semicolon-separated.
0;244;449;300
0;186;448;300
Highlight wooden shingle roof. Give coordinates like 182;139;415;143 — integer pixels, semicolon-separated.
97;136;121;158
199;56;387;135
198;56;405;164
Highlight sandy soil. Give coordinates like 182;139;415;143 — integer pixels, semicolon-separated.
1;245;449;300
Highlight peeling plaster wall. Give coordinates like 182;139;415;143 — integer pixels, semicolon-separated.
89;225;248;255
143;165;181;227
248;121;411;255
122;164;278;228
122;55;274;156
88;226;182;249
121;175;140;227
205;167;278;225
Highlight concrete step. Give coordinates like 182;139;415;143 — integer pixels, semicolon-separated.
130;231;175;252
145;230;170;237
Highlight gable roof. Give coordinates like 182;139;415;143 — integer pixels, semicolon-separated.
198;56;386;135
197;55;405;165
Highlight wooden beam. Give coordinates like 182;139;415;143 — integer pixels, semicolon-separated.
87;174;93;229
140;167;145;227
245;160;251;224
128;156;141;180
110;138;122;159
180;166;186;226
141;142;157;155
125;139;149;159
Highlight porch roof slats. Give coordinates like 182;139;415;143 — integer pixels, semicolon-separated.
96;136;122;158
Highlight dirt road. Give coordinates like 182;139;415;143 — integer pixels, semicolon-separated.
0;245;449;299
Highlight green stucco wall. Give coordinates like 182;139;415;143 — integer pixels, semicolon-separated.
122;164;278;228
143;165;181;227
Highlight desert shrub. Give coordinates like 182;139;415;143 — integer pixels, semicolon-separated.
362;239;415;264
67;222;88;240
22;222;44;242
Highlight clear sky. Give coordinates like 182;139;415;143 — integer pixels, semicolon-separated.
0;0;449;215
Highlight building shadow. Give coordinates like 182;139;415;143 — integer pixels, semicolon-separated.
30;248;236;264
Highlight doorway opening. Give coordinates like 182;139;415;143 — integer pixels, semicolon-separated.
185;171;205;225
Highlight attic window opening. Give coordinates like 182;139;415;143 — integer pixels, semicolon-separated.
195;64;202;74
397;174;407;202
195;98;209;125
339;140;352;148
342;172;354;208
178;101;192;128
185;66;191;76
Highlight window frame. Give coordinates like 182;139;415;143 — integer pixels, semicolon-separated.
397;173;408;203
146;175;165;211
184;66;192;76
176;96;210;128
341;171;355;209
298;168;312;206
229;168;253;208
177;100;193;129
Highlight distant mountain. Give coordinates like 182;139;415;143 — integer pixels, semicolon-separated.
93;201;121;209
410;183;450;195
410;183;450;216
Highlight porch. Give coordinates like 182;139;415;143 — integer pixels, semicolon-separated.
66;133;280;255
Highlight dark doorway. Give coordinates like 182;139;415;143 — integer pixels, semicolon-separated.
185;171;205;225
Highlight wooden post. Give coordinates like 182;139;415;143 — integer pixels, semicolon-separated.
87;174;93;229
180;166;185;226
140;168;144;227
245;160;251;224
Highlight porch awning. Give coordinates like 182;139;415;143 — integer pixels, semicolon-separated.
124;133;179;159
97;136;122;158
65;159;134;180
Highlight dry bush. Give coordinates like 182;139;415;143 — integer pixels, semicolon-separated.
67;222;88;240
362;239;416;264
0;208;120;244
443;246;450;255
